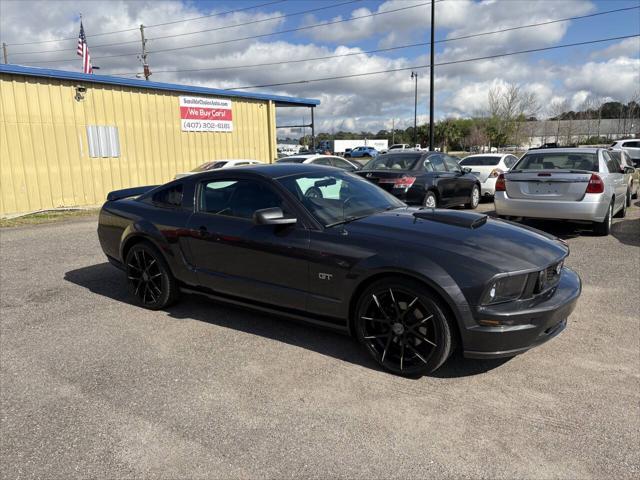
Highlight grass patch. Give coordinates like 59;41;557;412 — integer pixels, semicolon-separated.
0;209;99;228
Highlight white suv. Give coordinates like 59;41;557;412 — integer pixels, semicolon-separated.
610;139;640;166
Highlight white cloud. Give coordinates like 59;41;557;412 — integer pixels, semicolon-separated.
591;37;640;60
563;57;640;101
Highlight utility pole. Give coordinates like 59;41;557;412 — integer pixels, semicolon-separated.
392;118;395;144
311;106;316;151
428;0;435;151
139;24;151;80
2;43;7;64
411;71;418;145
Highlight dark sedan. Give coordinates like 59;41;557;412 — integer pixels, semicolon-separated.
358;151;481;209
98;164;581;376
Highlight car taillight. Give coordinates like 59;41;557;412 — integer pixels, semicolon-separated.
379;176;416;189
489;168;503;178
585;173;604;194
495;173;506;191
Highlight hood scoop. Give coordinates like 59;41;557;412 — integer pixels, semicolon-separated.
412;209;488;229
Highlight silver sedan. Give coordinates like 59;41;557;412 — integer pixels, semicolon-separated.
494;148;631;236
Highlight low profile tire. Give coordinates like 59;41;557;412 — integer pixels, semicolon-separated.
593;201;613;236
616;193;627;218
465;184;480;209
626;189;632;207
423;191;438;208
125;242;179;310
354;277;454;377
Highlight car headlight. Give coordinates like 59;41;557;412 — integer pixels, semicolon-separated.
481;273;529;305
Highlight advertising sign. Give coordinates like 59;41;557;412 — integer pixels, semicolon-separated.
179;96;233;132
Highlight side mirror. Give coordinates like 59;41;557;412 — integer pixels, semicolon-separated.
462;167;472;174
623;166;635;174
253;207;297;226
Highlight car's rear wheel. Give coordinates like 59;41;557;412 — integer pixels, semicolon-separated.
423;191;437;208
593;201;613;236
125;242;179;310
616;193;627;218
465;185;480;209
354;278;453;376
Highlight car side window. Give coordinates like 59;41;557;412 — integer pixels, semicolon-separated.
623;141;640;148
505;156;517;168
603;151;620;173
444;156;461;172
199;179;284;219
425;154;446;172
313;157;333;166
331;157;353;170
151;184;183;208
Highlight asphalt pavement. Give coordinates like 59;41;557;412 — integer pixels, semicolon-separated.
1;201;639;479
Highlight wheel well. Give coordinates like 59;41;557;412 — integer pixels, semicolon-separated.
347;272;462;349
121;235;157;264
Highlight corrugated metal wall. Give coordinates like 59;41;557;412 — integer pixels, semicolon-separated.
0;73;277;216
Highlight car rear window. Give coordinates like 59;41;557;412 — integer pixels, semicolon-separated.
515;153;598;172
459;156;501;166
363;154;421;170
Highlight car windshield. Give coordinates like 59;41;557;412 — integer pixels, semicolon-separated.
459;156;501;166
362;153;421;170
277;171;405;227
514;152;598;172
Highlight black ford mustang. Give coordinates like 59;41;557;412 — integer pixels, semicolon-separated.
358;151;481;209
98;164;581;376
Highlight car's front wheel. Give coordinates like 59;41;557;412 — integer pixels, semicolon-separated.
125;242;179;310
465;184;480;209
354;278;454;376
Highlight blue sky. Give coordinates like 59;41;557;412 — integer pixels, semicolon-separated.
1;0;639;133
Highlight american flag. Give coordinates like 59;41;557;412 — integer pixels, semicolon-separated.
77;22;93;74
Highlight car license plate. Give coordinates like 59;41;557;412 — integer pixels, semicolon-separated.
531;183;557;194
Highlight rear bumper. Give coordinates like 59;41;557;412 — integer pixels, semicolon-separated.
480;177;497;196
494;192;610;222
462;267;581;359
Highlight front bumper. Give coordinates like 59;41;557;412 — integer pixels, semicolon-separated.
494;192;610;222
462;267;581;359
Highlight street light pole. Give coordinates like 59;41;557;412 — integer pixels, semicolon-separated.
411;71;418;146
429;0;435;151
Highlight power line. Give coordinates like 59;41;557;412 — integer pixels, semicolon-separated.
109;5;640;77
226;34;640;90
23;1;437;64
3;1;287;46
10;0;364;56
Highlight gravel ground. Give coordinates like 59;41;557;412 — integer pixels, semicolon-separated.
1;201;639;479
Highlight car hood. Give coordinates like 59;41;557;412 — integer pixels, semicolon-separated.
344;207;567;274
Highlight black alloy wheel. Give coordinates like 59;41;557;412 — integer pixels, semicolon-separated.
125;242;179;310
355;278;453;376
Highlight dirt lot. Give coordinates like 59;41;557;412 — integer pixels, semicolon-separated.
1;202;639;479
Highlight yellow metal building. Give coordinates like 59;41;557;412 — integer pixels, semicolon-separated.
0;64;318;217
